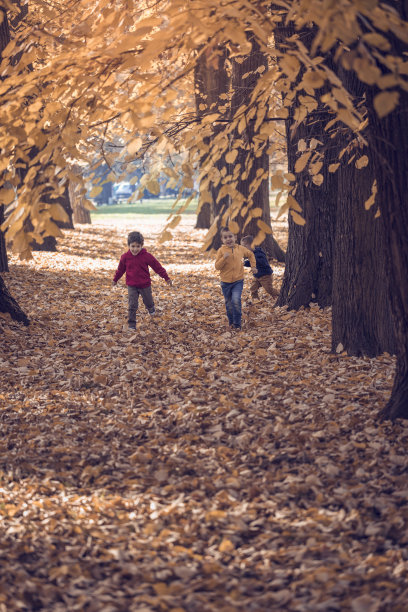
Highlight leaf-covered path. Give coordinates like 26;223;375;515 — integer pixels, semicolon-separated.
1;219;407;611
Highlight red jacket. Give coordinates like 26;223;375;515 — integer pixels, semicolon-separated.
113;248;169;288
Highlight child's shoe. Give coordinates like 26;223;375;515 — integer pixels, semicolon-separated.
128;323;136;330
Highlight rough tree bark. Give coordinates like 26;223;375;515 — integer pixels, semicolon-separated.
362;1;408;419
194;46;230;231
204;34;285;258
275;26;338;309
229;35;285;261
0;202;8;273
0;274;29;325
331;69;395;357
0;7;10;273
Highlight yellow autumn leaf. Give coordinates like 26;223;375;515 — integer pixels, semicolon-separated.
89;186;103;198
374;91;400;118
355;155;369;169
290;210;306;225
329;163;340;173
225;149;238;164
83;199;97;211
312;174;324;186
228;220;240;234
43;220;64;238
252;230;266;246
0;188;15;206
219;539;235;553
167;215;181;229
127;137;142;155
363;32;391;51
49;204;69;223
295;152;311;173
257;219;272;234
364;180;377;210
271;174;285;189
287;194;302;212
146;179;160;195
158;230;173;244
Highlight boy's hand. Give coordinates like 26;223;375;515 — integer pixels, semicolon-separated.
251;267;258;275
223;252;230;259
166;278;173;286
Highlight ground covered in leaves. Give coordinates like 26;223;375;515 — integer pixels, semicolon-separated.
1;217;407;612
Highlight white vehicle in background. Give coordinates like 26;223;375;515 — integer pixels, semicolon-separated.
109;182;135;204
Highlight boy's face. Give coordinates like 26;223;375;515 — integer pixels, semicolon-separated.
221;230;236;247
129;241;143;256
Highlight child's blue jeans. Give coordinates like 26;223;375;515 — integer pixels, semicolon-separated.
220;279;244;328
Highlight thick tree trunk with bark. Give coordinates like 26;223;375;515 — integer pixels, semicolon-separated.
0;274;29;325
204;35;285;258
0;8;10;272
0;205;8;273
195;47;230;231
374;107;408;419
361;1;408;419
276;104;338;308
274;25;337;308
332;157;395;356
229;36;285;261
332;69;395;357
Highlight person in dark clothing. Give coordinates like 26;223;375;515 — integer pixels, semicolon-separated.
241;235;279;300
113;231;172;330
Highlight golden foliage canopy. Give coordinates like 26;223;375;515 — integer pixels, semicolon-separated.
0;0;407;255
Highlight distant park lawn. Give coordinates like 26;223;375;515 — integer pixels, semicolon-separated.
91;194;280;225
91;197;198;219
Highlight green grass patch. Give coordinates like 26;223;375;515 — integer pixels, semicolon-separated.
91;197;198;217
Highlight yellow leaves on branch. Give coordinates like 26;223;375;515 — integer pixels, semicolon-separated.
0;0;407;257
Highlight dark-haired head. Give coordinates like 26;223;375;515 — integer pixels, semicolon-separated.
128;231;144;246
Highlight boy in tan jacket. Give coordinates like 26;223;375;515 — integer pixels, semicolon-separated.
215;227;257;330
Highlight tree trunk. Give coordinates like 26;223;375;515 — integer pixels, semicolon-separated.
0;274;29;325
332;69;395;357
55;183;74;229
229;35;285;261
332;155;395;356
0;8;10;272
276;103;338;308
373;104;408;419
195;46;230;232
203;35;285;258
274;25;337;309
358;1;408;419
69;180;91;224
0;205;8;273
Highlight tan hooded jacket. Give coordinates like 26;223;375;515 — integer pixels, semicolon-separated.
215;244;256;283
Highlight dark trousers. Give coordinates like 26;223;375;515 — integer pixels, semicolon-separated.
127;285;155;326
221;279;244;328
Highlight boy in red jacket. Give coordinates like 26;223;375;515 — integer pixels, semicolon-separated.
112;231;172;330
